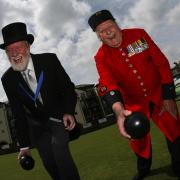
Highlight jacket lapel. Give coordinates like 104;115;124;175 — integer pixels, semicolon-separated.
31;54;41;81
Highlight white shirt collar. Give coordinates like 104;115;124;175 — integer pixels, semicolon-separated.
26;56;34;72
21;56;36;81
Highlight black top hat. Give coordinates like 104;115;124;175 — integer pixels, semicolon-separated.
0;22;34;50
88;9;115;32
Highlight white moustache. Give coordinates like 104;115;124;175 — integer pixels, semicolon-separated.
12;55;22;61
107;33;115;39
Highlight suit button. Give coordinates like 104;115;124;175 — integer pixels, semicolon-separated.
129;64;133;68
137;76;141;79
140;82;144;86
125;58;129;62
133;69;137;74
122;52;126;56
143;88;147;92
144;94;147;97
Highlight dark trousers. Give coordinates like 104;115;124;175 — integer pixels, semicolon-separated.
35;120;80;180
166;137;180;177
136;137;180;177
136;146;152;174
136;102;180;177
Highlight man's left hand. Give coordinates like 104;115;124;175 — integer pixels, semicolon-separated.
163;99;179;120
63;114;76;131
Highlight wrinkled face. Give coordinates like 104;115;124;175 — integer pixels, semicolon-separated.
5;41;30;71
96;20;122;48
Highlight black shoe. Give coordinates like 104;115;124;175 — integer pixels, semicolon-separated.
132;172;149;180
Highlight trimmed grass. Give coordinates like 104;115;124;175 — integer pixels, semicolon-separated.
0;125;177;180
72;123;176;180
0;102;179;180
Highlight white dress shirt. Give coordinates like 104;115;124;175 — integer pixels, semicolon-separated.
21;57;43;103
22;57;37;92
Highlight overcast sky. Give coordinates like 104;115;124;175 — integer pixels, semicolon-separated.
0;0;180;102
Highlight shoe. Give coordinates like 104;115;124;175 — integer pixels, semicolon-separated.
132;172;149;180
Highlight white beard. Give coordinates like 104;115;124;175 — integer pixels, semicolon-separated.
10;54;30;72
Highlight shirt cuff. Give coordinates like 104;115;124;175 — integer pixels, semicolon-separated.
20;147;29;151
103;90;124;107
162;83;176;99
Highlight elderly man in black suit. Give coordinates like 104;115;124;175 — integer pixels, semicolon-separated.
0;22;80;180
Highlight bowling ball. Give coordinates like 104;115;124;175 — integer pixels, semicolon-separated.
20;155;35;170
124;111;150;139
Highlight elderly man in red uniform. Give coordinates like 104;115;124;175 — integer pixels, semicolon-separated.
88;10;180;180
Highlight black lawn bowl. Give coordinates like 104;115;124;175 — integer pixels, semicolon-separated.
124;111;150;139
20;155;35;170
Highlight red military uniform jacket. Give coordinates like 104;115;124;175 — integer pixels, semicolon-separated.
94;28;180;158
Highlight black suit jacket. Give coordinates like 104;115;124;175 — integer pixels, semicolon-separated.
1;53;77;147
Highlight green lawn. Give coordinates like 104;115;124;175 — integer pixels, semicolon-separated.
0;125;178;180
0;102;179;180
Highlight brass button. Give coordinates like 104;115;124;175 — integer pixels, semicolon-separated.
137;76;141;79
125;58;129;62
110;91;115;95
133;69;137;74
122;52;126;56
129;64;133;68
140;82;144;86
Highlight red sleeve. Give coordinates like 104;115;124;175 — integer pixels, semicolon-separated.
94;46;119;96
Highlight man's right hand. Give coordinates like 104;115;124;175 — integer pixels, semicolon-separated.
18;148;31;161
112;102;132;139
116;109;132;139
